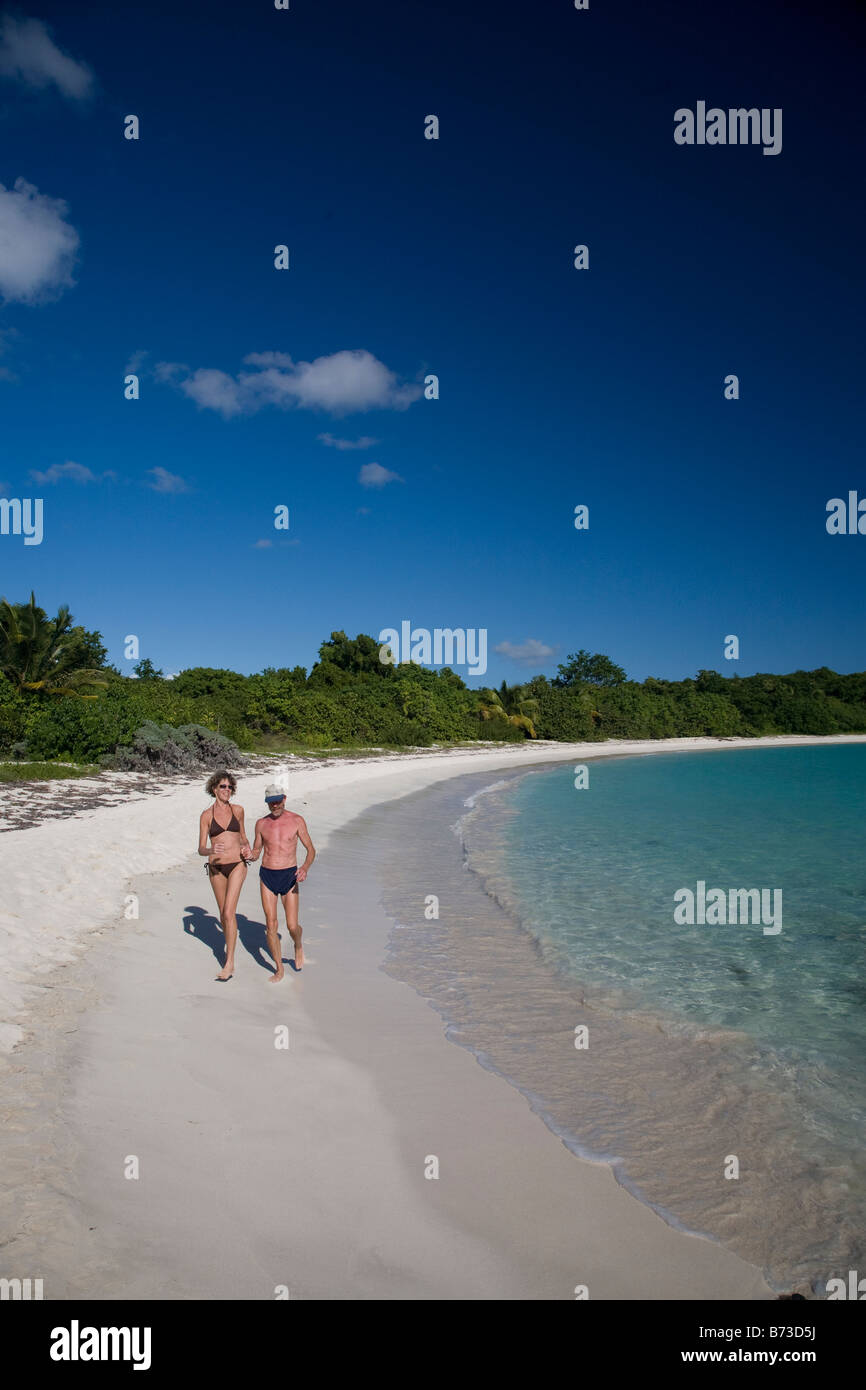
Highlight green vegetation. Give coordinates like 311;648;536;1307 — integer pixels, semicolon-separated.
1;597;864;771
106;721;246;773
0;593;108;696
0;761;100;783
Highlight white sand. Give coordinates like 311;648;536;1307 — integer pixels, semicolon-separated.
2;734;863;1298
3;733;863;1056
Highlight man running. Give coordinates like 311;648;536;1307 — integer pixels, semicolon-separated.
247;784;316;981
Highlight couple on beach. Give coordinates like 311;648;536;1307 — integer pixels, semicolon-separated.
197;771;316;983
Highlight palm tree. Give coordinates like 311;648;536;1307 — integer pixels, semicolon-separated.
477;682;539;738
0;593;108;698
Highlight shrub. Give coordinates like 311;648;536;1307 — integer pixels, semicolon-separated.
0;677;29;753
103;722;247;773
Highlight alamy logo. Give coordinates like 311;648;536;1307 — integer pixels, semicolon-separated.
826;492;866;535
0;1277;43;1299
378;621;487;676
825;1270;866;1299
50;1321;152;1371
674;881;782;935
674;103;782;156
0;497;43;545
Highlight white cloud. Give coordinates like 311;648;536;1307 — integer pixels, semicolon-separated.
358;462;403;489
146;467;190;494
0;178;79;304
0;16;93;99
318;432;379;450
494;639;557;665
30;461;115;484
153;360;188;383
124;348;148;375
180;368;244;417
253;538;273;548
157;348;422;419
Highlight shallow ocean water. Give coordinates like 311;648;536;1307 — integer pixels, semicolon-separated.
380;745;866;1292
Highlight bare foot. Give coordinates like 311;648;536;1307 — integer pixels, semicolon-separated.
269;967;285;983
216;964;234;981
293;946;304;971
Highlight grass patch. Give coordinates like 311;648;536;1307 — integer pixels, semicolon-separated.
248;738;522;759
0;761;101;783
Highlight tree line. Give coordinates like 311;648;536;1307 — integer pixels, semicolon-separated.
1;594;864;764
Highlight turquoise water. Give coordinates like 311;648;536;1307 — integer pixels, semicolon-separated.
381;743;866;1291
498;746;866;1076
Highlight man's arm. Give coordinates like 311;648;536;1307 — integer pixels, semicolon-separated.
296;817;316;882
247;818;265;862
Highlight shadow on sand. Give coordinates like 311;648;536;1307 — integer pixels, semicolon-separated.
182;904;289;974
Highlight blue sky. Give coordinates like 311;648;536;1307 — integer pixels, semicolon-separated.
1;0;864;687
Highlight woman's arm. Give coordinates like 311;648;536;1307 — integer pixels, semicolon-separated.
198;808;212;857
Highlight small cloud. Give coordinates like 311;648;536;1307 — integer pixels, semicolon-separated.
153;360;188;383
253;538;273;548
0;178;79;305
30;460;115;485
180;367;243;418
318;432;379;451
359;462;403;489
156;348;422;419
0;15;93;100
357;506;371;515
125;348;148;375
495;639;557;665
146;466;190;494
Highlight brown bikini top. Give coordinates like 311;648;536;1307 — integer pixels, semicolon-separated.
209;804;240;837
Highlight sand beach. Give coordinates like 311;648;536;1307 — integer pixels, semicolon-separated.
3;735;864;1299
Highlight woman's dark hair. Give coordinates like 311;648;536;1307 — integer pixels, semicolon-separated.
206;770;237;797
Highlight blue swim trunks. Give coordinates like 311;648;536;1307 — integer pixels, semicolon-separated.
259;865;299;896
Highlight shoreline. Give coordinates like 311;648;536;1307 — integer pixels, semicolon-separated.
2;734;864;1298
3;733;864;1053
380;750;865;1293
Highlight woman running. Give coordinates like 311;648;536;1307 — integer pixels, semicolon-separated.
198;770;251;980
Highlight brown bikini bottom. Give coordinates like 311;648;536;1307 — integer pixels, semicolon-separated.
206;861;245;878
